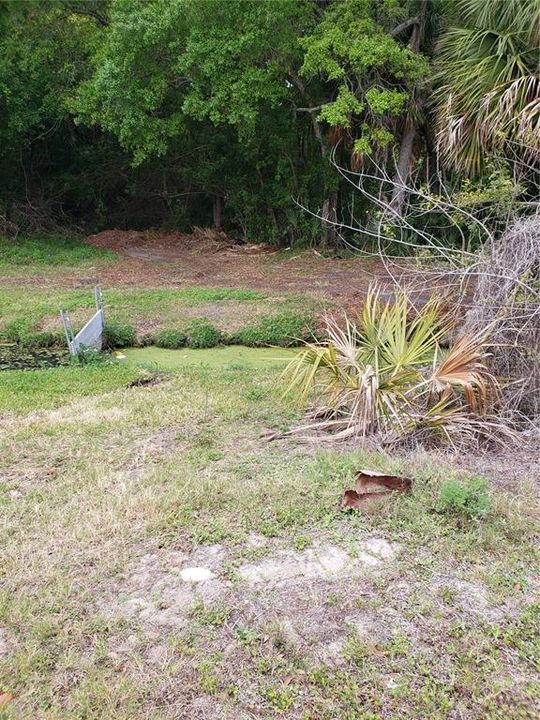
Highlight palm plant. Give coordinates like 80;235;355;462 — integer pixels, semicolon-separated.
283;288;499;444
435;0;540;175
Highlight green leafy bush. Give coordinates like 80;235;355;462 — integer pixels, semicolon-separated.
0;320;62;348
1;318;34;342
104;321;136;348
438;477;490;519
155;329;187;349
232;313;314;347
184;319;222;349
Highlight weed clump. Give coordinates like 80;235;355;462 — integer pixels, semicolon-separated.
154;329;186;349
438;477;490;519
233;313;314;347
18;331;61;348
104;321;136;348
184;319;222;348
155;320;222;349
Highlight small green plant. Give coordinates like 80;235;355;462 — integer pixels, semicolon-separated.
71;345;105;366
293;535;312;550
104;321;136;348
262;682;296;711
188;601;231;626
154;328;186;349
233;312;314;347
235;626;259;647
184;319;222;348
438;477;490;518
2;317;33;342
197;661;221;694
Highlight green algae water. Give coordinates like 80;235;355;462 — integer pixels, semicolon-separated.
0;343;68;371
121;345;296;370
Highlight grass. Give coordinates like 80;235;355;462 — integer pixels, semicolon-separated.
0;234;115;268
0;286;318;347
121;346;296;370
0;354;538;719
0;235;538;719
0;363;141;413
0;234;322;348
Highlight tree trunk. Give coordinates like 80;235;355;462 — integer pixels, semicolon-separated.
389;0;427;216
212;195;222;230
390;125;416;215
321;190;337;247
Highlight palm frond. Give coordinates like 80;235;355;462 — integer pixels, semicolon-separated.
430;334;498;413
435;0;540;173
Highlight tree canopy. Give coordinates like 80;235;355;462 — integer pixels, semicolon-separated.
0;0;538;243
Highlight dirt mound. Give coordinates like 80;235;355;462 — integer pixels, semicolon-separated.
86;228;276;260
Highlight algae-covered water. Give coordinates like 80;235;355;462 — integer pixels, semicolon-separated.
0;344;68;371
121;345;296;370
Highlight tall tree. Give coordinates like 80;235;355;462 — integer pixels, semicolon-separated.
299;0;431;223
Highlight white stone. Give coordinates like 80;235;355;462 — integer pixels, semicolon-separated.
179;567;216;582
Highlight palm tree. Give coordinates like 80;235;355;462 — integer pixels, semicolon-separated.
436;0;540;175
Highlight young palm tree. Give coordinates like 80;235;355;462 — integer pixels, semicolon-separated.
436;0;540;175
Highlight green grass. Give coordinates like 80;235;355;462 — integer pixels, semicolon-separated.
0;358;537;719
0;286;319;347
0;363;141;413
0;234;115;267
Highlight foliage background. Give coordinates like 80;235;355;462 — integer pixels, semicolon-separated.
0;0;537;244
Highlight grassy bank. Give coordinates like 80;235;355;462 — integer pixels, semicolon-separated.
0;234;322;349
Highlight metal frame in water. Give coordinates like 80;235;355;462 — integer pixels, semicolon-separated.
61;286;105;356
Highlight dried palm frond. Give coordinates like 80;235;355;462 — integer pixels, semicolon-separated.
392;403;517;450
429;334;499;413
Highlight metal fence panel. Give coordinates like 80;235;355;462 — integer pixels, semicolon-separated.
60;287;105;356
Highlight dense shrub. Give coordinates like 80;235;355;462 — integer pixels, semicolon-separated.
104;321;136;348
18;331;61;348
184;319;222;349
1;318;33;342
154;329;187;349
0;321;62;348
232;313;314;347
